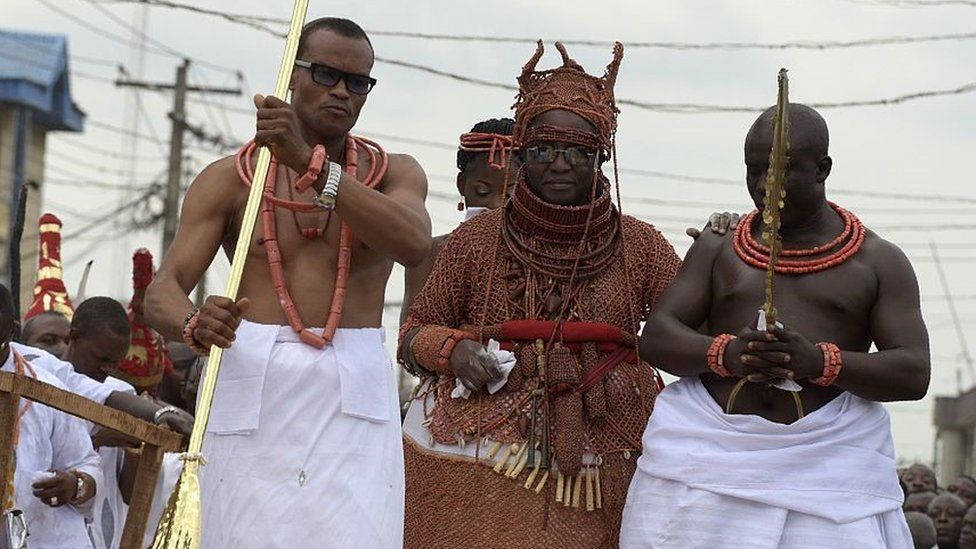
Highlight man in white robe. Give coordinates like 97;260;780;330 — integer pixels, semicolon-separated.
1;285;103;549
620;104;929;548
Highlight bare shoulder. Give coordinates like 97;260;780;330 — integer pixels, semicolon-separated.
380;152;427;191
185;154;248;211
859;229;914;273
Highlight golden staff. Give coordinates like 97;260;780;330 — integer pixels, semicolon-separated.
761;68;790;331
151;1;309;547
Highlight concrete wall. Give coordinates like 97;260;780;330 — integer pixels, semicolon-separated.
0;104;48;315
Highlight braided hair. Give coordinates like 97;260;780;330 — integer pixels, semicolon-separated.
456;118;515;172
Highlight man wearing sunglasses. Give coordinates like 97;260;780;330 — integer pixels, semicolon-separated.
398;41;685;548
146;17;429;549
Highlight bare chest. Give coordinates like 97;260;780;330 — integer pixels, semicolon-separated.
709;243;878;348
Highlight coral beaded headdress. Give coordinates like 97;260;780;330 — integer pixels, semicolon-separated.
512;40;623;155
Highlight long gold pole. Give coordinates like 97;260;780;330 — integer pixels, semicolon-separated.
761;69;790;331
151;2;309;547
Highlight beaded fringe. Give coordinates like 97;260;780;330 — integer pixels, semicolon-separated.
484;441;603;512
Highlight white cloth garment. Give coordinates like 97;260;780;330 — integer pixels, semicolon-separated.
143;453;182;547
620;377;912;549
4;349;103;549
198;320;404;549
450;339;516;399
14;342;116;404
85;377;136;549
462;206;488;222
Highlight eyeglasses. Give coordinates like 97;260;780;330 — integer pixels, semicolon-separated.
294;60;377;95
525;144;596;167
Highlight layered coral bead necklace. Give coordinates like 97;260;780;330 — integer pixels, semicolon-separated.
733;201;866;274
235;136;387;347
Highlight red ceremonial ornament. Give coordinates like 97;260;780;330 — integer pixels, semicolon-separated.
235;136;388;348
811;341;843;387
707;333;736;377
24;213;74;321
458;132;516;170
733;202;866;274
112;249;172;392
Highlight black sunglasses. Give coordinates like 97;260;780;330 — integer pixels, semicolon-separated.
294;60;377;95
525;143;596;167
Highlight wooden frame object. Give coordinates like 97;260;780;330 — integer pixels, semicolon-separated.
0;371;183;548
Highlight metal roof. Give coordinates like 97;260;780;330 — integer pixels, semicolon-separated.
0;28;84;132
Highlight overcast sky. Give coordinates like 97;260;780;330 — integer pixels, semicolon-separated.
5;0;975;462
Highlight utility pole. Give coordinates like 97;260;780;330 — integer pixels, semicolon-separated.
930;241;976;387
116;60;240;253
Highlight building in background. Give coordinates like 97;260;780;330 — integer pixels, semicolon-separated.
0;28;84;312
935;389;976;485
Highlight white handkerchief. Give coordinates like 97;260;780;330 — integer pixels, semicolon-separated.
756;309;803;392
451;339;517;399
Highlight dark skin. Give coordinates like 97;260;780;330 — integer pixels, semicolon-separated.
949;477;976;508
905;463;939;494
904;491;937;513
929;493;967;549
0;301;95;508
640;104;930;423
63;326;194;438
442;109;740;390
21;312;70;358
448;109;603;388
958;504;976;549
146;28;430;351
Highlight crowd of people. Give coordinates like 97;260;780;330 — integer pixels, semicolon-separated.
899;463;976;549
2;14;938;549
2;225;199;547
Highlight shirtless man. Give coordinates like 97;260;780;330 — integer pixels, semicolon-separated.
620;104;929;548
145;17;429;548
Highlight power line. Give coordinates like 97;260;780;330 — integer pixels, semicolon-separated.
185;85;976;206
20;185;163;260
858;0;976;7
51;135;159;161
109;0;976;51
930;241;976;381
375;56;976;113
369;29;976;51
80;0;240;75
37;0;239;76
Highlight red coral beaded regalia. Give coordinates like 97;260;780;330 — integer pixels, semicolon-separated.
733;202;865;274
235;135;387;347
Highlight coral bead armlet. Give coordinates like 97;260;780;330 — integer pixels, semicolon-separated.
408;326;477;376
293;144;327;192
810;342;843;387
707;334;736;377
182;308;210;356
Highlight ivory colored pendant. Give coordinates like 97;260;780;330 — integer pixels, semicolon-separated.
585;468;595;511
493;444;516;474
555;471;564;503
485;441;503;460
563;476;572;507
572;470;584;508
505;443;527;477
510;446;530;478
524;464;540;489
595;467;603;509
534;470;550;493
